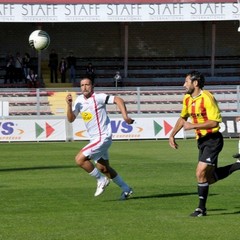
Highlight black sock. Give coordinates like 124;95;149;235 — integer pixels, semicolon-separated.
229;162;240;173
198;182;209;210
215;162;240;181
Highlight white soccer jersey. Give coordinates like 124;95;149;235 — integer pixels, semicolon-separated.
72;92;115;140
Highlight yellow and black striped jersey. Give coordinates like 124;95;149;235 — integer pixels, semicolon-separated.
180;90;222;139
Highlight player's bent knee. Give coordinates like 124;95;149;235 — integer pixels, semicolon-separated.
75;156;84;167
196;170;207;182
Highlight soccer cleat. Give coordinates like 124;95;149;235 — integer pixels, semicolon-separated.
94;177;110;197
190;208;207;217
232;153;240;159
120;188;133;200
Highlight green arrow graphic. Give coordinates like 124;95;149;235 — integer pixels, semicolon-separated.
35;123;44;138
154;120;163;136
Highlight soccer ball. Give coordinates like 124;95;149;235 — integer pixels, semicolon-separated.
29;30;50;51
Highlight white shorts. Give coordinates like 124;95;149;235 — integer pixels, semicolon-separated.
81;136;112;162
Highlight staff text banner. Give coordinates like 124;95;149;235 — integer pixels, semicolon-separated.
0;0;236;3
0;3;240;22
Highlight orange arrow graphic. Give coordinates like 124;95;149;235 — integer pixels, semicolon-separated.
17;129;24;135
75;130;86;137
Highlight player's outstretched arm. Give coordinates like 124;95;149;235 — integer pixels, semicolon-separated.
114;96;134;124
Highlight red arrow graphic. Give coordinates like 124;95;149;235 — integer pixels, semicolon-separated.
164;120;173;136
46;122;55;138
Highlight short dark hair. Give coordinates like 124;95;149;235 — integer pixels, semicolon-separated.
80;77;94;85
186;70;205;89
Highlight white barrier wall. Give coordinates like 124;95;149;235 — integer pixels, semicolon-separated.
0;117;182;142
72;117;183;140
0;116;239;142
0;119;66;141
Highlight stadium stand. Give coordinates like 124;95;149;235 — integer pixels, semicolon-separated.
0;54;239;116
0;86;239;116
0;90;53;116
105;88;239;114
0;56;239;88
0;57;38;88
73;56;240;87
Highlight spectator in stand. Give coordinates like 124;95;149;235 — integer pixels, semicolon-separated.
27;69;38;88
4;53;15;84
113;71;122;87
48;49;58;83
22;52;31;83
59;57;68;83
67;51;76;83
86;62;95;83
14;52;23;83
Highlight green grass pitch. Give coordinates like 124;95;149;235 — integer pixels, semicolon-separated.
0;139;240;240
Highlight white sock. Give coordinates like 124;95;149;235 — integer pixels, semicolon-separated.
89;167;103;181
112;175;130;192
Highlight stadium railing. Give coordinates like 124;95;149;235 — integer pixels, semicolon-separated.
0;85;239;117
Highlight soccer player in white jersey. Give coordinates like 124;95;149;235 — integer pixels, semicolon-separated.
66;77;134;200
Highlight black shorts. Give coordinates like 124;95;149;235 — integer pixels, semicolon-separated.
197;132;223;166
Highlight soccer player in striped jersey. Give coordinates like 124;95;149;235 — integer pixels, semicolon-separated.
169;71;240;217
66;77;134;200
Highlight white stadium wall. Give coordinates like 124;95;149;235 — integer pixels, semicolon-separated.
0;116;239;142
